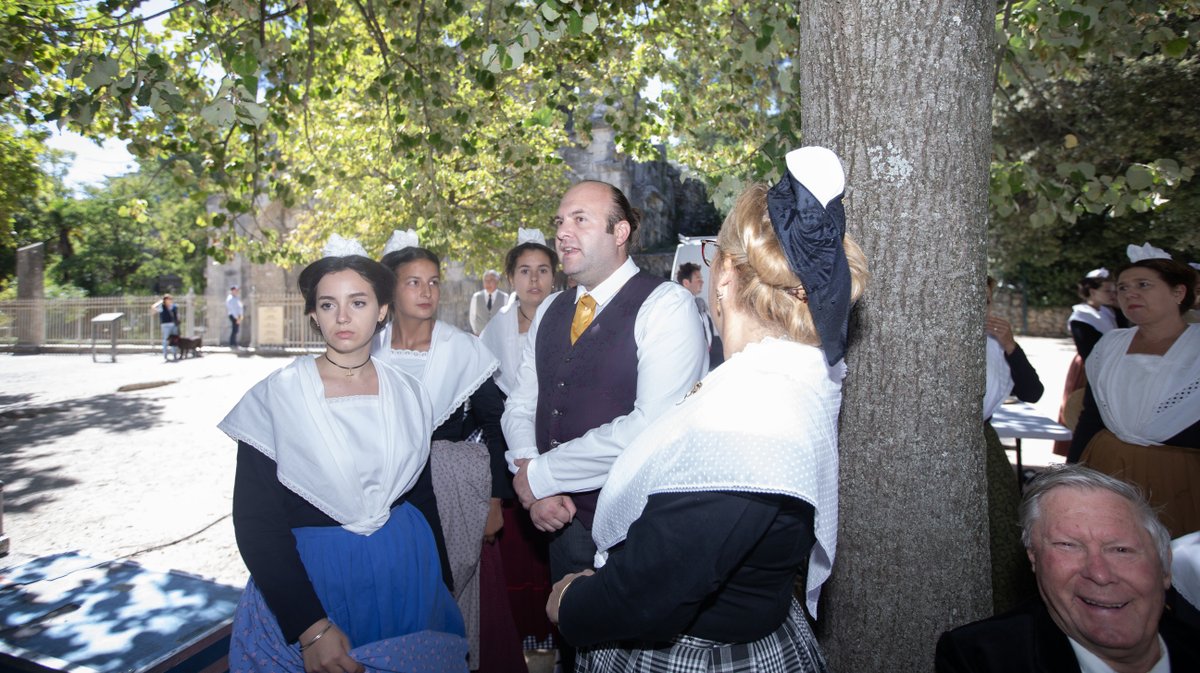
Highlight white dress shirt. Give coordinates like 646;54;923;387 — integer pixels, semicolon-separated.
226;293;243;319
1069;635;1169;673
501;257;708;500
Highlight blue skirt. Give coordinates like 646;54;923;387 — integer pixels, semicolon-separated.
230;502;467;672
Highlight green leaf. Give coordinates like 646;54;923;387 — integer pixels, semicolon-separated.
201;99;236;128
1164;38;1189;58
482;44;502;73
237;101;269;127
1125;164;1154;190
232;51;258;78
540;2;560;21
506;43;525;69
581;13;599;34
82;57;119;89
568;12;583;36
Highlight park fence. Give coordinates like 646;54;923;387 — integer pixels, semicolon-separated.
0;292;323;352
0;283;478;353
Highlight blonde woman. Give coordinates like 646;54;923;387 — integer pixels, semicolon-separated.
549;148;868;673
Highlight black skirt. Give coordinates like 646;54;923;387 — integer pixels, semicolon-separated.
576;598;830;673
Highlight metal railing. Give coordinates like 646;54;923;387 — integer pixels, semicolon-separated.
0;287;477;352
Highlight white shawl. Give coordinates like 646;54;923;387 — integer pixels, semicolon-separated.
1087;325;1200;445
1068;303;1118;335
218;356;432;535
591;338;843;618
373;320;499;428
479;299;524;396
983;336;1014;420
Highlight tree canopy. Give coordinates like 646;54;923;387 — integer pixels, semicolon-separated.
1;0;1198;299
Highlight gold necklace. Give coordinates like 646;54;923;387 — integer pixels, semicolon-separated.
324;353;371;377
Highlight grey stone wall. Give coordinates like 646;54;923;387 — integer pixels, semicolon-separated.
991;286;1071;337
560;113;719;254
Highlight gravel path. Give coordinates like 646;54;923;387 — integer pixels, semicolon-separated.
1;350;288;586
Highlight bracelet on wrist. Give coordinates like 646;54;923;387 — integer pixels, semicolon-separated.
557;575;582;613
299;620;334;651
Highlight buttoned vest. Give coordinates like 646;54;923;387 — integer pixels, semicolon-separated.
534;270;664;527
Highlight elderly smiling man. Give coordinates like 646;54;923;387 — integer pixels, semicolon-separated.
936;465;1200;673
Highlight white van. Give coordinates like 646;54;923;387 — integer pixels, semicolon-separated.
670;235;712;290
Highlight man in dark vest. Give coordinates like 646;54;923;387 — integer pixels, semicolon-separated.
502;178;708;608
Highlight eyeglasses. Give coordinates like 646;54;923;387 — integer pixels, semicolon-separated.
701;240;719;267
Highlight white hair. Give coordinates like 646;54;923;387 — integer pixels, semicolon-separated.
1019;465;1172;573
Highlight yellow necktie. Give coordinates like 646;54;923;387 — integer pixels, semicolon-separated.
570;294;597;344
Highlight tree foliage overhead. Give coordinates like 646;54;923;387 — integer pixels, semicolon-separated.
2;0;1199;300
991;0;1200;303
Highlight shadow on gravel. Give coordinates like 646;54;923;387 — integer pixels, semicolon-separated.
0;393;35;408
0;393;165;514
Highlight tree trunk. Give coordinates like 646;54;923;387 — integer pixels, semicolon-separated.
797;2;997;670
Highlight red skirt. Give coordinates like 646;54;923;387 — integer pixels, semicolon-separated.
497;501;556;645
1053;353;1087;456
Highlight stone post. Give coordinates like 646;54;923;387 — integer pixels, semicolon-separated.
16;242;45;353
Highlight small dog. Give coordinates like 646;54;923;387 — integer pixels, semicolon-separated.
168;334;203;359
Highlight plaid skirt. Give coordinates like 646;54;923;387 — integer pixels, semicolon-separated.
576;598;829;673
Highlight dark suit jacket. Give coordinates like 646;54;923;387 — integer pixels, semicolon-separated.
935;598;1200;673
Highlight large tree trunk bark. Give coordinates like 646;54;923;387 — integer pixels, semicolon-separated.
797;2;997;670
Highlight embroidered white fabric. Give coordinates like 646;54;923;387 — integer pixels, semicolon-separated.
589;338;843;618
1127;242;1172;262
784;147;843;207
983;335;1014;420
373;320;499;429
1067;303;1118;335
516;227;547;246
382;229;420;256
479;301;525;396
1172;531;1200;609
218;356;432;534
322;233;370;258
1087;325;1200;445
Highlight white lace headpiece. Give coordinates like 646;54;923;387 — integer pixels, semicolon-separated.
517;227;547;246
1127;242;1172;262
382;229;420;256
322;233;369;258
1085;267;1109;279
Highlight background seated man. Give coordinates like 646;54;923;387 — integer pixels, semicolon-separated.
936;464;1200;673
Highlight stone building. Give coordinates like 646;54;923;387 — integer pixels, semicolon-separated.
560;108;721;277
204;112;722;344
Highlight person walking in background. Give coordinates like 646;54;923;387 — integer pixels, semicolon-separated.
676;261;724;369
502;179;707;671
156;294;179;361
221;235;466;673
226;285;244;349
470;270;508;335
